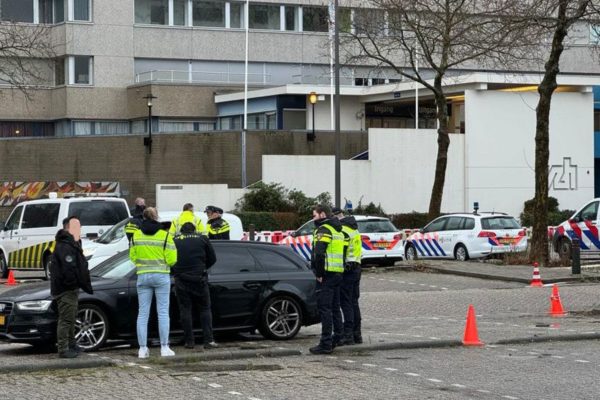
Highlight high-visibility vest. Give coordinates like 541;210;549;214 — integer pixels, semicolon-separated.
313;223;345;273
342;225;362;263
207;218;230;239
169;211;205;237
130;229;177;274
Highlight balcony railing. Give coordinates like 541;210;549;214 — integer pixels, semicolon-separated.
135;70;272;85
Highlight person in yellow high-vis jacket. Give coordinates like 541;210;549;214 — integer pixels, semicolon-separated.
169;203;205;237
309;204;346;355
130;207;177;359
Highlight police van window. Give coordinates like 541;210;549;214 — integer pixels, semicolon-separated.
463;218;475;230
4;206;23;230
210;246;259;274
357;219;398;233
575;201;599;222
68;201;129;226
423;217;447;233
21;203;60;229
250;248;301;271
445;217;463;231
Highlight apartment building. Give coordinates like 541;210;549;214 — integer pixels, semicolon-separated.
0;0;599;138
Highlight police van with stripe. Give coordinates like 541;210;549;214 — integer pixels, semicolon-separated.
0;196;130;279
553;199;600;258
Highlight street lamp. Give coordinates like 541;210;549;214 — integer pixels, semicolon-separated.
143;94;157;154
308;91;317;141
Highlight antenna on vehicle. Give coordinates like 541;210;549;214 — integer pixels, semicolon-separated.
473;201;479;215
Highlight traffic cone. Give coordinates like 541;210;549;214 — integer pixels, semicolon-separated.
462;304;484;346
549;284;566;317
530;262;543;287
5;270;17;286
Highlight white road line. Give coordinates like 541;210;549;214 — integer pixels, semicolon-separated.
429;337;440;340
507;348;518;352
427;378;443;383
527;352;539;355
511;324;521;327
551;356;565;359
441;287;449;290
343;360;355;363
248;397;263;400
502;396;519;400
384;368;398;371
126;363;137;366
405;373;420;377
379;278;385;281
398;281;406;283
381;332;390;335
575;360;590;363
451;384;467;388
430;285;438;288
430;317;440;320
112;359;122;363
477;390;491;394
487;345;498;348
228;392;243;395
447;319;457;322
192;377;203;382
408;282;416;285
139;366;152;370
208;383;223;388
87;354;98;357
362;363;377;367
412;335;423;338
419;284;426;286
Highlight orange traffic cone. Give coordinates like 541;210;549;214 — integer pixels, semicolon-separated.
462;304;484;346
4;270;17;286
530;262;543;287
549;284;566;317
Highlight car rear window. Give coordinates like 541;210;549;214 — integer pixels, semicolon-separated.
357;219;398;233
250;248;302;271
68;201;129;226
481;216;520;230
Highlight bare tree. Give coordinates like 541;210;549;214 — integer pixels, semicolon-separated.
344;0;540;219
0;22;55;98
529;0;597;266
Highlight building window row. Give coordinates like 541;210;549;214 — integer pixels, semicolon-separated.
0;0;91;24
55;56;93;85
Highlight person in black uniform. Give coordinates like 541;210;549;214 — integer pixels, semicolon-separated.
204;205;230;240
125;197;146;244
50;216;94;358
172;222;218;349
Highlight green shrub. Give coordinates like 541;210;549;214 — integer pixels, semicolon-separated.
389;212;430;229
519;196;575;226
233;212;300;231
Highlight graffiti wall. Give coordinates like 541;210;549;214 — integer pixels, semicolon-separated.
0;182;120;206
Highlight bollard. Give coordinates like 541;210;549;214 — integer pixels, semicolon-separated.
571;237;581;275
249;224;255;241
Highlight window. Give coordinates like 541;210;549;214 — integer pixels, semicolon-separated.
54;0;64;22
73;0;90;21
229;2;243;28
339;8;351;33
354;8;385;36
266;112;276;129
219;116;241;130
250;248;301;272
4;206;23;231
284;6;297;31
22;203;60;229
173;0;187;25
193;0;225;27
302;6;328;32
423;217;447;233
91;254;135;278
0;0;34;22
463;218;475;230
210;246;258;274
68;201;129;226
135;0;167;24
481;217;521;230
54;57;65;85
445;217;463;231
357;219;398;233
249;4;279;30
575;201;599;222
95;121;130;135
72;56;92;84
73;121;92;135
97;219;128;244
296;220;315;236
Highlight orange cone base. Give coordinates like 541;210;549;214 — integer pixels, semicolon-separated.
530;280;543;288
4;270;17;286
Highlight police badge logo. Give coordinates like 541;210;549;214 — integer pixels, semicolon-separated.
316;233;324;240
65;255;74;263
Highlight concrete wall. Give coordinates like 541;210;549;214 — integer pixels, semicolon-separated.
307;96;364;131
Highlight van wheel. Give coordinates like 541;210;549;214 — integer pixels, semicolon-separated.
43;254;52;281
0;253;7;279
558;239;572;260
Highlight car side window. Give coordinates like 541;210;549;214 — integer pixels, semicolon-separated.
423;217;447;233
210;246;259;274
4;206;23;231
296;221;315;236
21;203;60;229
463;218;475;230
576;201;599;222
250;248;301;271
445;217;463;231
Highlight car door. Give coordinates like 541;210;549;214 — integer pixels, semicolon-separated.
416;217;448;258
1;205;23;268
569;200;599;251
439;216;464;258
19;202;61;269
209;244;270;329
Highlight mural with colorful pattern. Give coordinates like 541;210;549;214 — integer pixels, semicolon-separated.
0;182;120;206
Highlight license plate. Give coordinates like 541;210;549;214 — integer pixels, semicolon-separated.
374;242;390;248
0;315;5;325
499;238;514;245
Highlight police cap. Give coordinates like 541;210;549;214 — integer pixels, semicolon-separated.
204;205;223;214
331;207;343;216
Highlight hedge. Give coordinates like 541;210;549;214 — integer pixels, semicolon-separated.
233;212;301;231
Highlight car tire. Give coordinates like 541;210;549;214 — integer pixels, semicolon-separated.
558;238;572;260
43;253;51;281
454;244;469;261
0;253;8;279
405;244;417;260
75;304;110;351
258;296;303;340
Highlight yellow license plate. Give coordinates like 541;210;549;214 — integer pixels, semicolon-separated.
374;242;390;248
499;238;513;245
0;315;5;325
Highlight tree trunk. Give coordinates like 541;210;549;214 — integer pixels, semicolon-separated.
428;78;450;219
530;3;569;266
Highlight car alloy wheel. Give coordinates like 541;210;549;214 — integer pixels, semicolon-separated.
559;239;572;260
405;245;416;260
43;254;52;281
75;304;109;351
455;244;469;261
259;296;302;340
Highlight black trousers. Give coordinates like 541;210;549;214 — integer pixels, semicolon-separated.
56;290;79;353
316;272;343;350
174;278;213;345
340;264;362;340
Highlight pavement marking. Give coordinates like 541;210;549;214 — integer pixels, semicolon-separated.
551;356;565;359
126;362;138;366
192;377;203;382
446;318;457;322
511;324;521;327
381;332;390;335
477;390;491;394
527;352;539;355
430;317;440;320
427;378;443;383
429;285;438;288
248;398;263;400
384;368;398;371
507;348;518;352
343;360;356;363
451;384;467;388
575;360;590;363
487;345;498;348
139;365;152;370
502;396;519;400
378;278;385;281
398;281;406;283
408;282;416;285
405;373;420;377
228;392;243;396
208;383;223;388
428;337;440;340
441;287;449;290
419;284;426;286
362;363;377;367
412;335;423;338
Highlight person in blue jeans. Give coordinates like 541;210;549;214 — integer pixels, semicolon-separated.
129;207;178;358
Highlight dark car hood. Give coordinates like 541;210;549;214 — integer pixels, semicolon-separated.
0;277;125;302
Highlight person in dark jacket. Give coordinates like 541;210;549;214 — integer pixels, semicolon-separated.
125;197;146;244
172;222;218;349
50;216;93;358
204;205;230;240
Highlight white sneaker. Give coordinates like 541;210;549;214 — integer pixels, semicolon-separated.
138;347;149;359
160;346;175;357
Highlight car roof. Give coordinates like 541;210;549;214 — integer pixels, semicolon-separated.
15;197;125;205
347;215;390;221
436;213;514;218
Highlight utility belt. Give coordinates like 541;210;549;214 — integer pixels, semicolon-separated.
344;261;360;272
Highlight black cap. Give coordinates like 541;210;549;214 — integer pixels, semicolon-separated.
332;207;343;216
205;205;223;214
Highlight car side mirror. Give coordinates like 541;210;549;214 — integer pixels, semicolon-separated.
419;228;425;233
290;231;297;238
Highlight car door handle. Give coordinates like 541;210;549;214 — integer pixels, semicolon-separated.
243;282;262;291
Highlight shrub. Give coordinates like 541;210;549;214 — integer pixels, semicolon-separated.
233;212;300;231
519;196;575;226
389;212;430;229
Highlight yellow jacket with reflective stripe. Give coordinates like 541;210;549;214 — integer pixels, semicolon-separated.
314;223;345;273
130;229;177;274
169;211;205;237
342;225;362;263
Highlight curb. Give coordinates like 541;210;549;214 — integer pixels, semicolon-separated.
419;265;586;284
147;347;302;364
491;332;600;345
3;358;115;373
332;339;462;353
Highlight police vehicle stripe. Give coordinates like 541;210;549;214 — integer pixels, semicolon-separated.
36;244;44;266
432;240;446;256
418;240;432;256
424;239;439;257
567;230;589;250
24;246;31;269
582;230;600;249
412;240;425;256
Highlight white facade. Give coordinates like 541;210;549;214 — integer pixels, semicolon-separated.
156;184;245;212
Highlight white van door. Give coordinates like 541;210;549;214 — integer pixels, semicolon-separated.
1;205;24;267
19;202;62;269
569;200;600;251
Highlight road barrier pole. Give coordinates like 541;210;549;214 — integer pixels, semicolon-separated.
572;237;581;275
249;224;255;241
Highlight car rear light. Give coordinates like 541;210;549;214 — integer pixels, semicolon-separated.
478;231;496;238
518;229;526;237
393;234;402;240
361;235;370;241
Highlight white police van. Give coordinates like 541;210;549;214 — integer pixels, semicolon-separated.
0;196;130;279
552;198;600;258
405;212;527;261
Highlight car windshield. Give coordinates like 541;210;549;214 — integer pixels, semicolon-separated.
357;219;398;233
96;218;128;244
68;200;129;226
481;216;521;230
90;252;135;278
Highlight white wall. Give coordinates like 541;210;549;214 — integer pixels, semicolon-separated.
263;156;334;197
306;96;364;131
156;184;244;212
465;90;594;217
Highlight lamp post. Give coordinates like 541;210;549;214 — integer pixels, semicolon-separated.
143;94;156;154
308;91;317;141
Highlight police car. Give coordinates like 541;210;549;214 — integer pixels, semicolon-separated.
405;213;527;261
553;198;600;258
279;215;403;266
